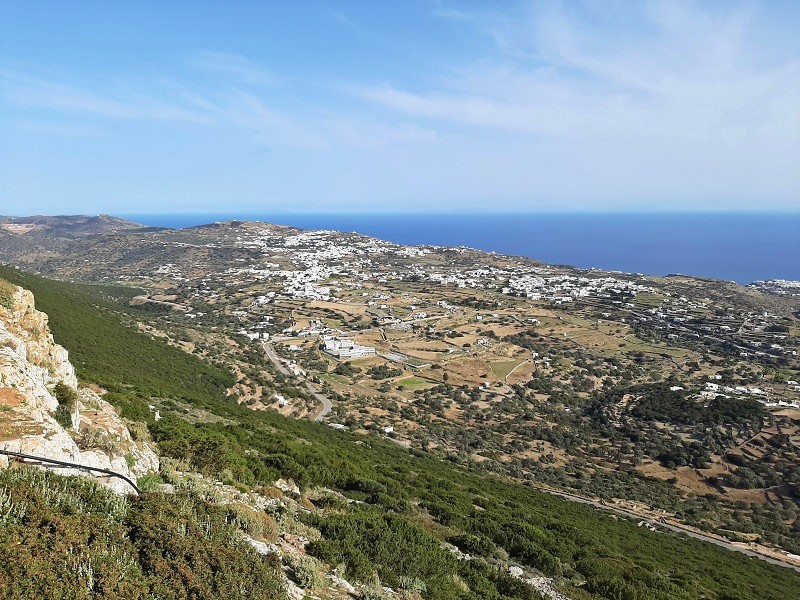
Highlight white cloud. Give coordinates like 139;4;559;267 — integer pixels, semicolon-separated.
0;64;437;154
0;71;212;123
192;51;274;86
332;0;799;209
361;1;800;147
2;1;798;211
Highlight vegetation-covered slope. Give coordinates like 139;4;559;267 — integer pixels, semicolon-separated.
0;468;284;599
1;265;798;599
0;266;233;404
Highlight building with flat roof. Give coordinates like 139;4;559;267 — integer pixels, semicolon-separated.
323;337;376;359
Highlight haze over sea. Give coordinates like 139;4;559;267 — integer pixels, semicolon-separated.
123;213;800;286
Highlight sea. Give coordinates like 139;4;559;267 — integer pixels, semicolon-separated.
120;212;800;286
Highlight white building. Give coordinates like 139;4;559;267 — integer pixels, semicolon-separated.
323;337;376;359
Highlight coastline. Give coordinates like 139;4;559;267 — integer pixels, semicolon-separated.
119;212;800;285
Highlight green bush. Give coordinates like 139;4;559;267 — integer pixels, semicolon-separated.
0;266;235;407
307;510;460;594
53;382;77;429
0;278;15;309
285;554;324;589
0;467;284;599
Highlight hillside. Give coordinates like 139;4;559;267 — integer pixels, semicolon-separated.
0;216;797;558
0;214;145;235
0;280;157;492
0;279;344;599
0;271;799;598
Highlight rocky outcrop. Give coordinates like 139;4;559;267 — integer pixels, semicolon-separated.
0;283;158;493
0;287;75;413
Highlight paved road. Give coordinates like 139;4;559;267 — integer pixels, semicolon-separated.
261;341;290;376
260;340;799;572
261;340;332;421
304;382;332;421
538;487;800;572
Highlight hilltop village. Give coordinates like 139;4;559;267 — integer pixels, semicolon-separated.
105;223;797;385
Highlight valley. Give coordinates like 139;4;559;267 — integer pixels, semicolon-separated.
1;215;800;598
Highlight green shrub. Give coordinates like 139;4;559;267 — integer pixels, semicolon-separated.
285;554;324;589
78;427;122;454
53;382;77;429
0;467;285;599
0;278;15;309
449;533;497;557
0;267;235;407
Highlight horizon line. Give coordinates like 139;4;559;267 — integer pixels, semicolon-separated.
114;208;800;217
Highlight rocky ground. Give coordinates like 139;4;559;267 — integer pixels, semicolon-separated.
0;284;158;492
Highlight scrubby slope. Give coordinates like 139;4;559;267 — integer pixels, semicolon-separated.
0;468;284;599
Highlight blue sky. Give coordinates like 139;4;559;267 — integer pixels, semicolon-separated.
1;1;799;215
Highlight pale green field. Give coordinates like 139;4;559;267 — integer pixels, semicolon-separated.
491;359;525;380
395;376;429;389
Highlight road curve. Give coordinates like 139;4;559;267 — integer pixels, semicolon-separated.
261;340;332;421
259;342;799;572
261;340;290;376
305;381;332;421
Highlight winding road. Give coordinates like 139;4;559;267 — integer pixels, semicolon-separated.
259;343;799;572
306;383;332;421
261;340;290;375
261;340;332;421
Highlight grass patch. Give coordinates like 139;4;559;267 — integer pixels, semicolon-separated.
319;373;351;385
406;358;431;368
490;360;525;380
395;377;429;390
634;293;667;307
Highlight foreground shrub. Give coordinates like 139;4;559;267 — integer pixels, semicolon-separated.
0;468;284;599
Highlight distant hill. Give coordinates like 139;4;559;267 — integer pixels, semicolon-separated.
0;214;145;235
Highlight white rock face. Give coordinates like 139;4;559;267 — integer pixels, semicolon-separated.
284;579;305;600
242;534;279;556
0;284;158;494
0;289;73;415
